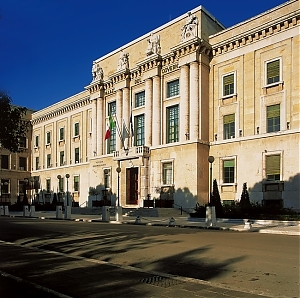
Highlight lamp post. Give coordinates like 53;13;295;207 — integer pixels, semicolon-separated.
208;156;215;204
116;167;121;207
65;174;70;206
23;178;29;205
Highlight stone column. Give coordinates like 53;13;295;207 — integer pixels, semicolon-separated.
122;87;130;148
152;75;161;147
116;90;123;150
180;64;189;142
92;99;97;155
189;61;199;140
145;78;153;147
97;96;104;156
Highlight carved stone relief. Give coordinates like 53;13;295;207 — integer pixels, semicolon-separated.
146;33;161;56
91;62;104;81
181;12;198;42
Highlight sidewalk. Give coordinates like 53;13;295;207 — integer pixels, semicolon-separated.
5;211;300;236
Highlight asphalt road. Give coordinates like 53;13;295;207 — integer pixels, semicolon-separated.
0;217;299;298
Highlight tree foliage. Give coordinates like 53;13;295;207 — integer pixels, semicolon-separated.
210;179;223;216
0;91;29;152
239;182;251;209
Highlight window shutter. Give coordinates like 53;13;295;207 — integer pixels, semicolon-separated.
223;114;235;124
224;160;235;168
223;74;234;86
267;60;280;78
267;104;280;118
266;155;280;175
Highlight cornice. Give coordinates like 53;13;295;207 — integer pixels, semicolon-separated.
31;96;91;125
212;11;300;57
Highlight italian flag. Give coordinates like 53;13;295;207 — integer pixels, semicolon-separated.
104;115;115;140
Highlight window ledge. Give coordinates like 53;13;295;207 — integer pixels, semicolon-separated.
165;95;180;101
221;93;237;100
262;81;284;94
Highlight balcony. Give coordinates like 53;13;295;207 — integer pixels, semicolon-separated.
113;146;150;161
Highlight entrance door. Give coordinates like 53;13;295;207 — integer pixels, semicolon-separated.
126;167;138;205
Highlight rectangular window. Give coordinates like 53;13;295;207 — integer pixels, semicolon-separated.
74;123;79;137
167;105;179;143
19;157;27;171
59;127;64;141
47;154;51;168
19;136;27;148
223;74;234;96
135;91;145;108
35;135;39;147
267;104;280;133
35;157;39;170
267;59;280;85
223;160;235;183
134;114;145;146
1;155;9;169
46;179;51;193
103;169;111;188
167;79;179;98
1;179;9;194
46;131;51;145
75;148;79;163
266;155;280;181
163;162;173;185
223;114;235;139
107;127;116;154
60;151;64;166
108;101;116;116
58;177;64;192
74;176;79;191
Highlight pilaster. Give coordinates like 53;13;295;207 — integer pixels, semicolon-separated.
152;75;161;147
116;90;123;151
190;61;199;140
180;64;189;142
97;96;104;155
145;78;153;147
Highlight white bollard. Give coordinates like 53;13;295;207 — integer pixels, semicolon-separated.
0;206;4;216
64;206;71;219
102;206;110;221
115;206;123;222
23;205;29;217
30;206;35;217
244;219;252;230
206;206;216;227
4;206;9;216
56;206;63;219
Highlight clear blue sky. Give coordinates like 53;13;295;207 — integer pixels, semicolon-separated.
0;0;285;111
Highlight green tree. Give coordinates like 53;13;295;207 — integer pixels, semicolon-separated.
210;179;223;216
240;182;251;209
0;91;29;152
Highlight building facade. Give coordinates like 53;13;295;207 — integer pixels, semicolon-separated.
0;109;33;205
30;0;299;210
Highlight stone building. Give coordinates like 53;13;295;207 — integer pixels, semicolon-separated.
31;0;299;210
0;109;33;205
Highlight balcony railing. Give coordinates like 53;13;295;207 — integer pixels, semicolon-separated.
113;146;150;160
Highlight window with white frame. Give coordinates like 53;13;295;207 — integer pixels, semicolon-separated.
1;179;9;194
266;59;280;85
166;105;179;143
59;127;64;141
58;176;64;192
223;159;235;184
47;154;51;168
135;91;145;108
46;178;51;193
46;131;51;145
19;157;27;171
223;73;235;96
35;135;39;147
60;151;64;166
167;79;179;98
74;122;79;137
35;156;39;170
162;162;173;185
107;101;116;116
75;147;80;163
266;154;280;181
1;155;9;169
267;104;280;133
74;176;79;192
223;114;235;139
134;114;144;146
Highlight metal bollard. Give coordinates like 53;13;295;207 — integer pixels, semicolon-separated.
4;206;9;216
64;206;71;219
244;220;252;230
30;206;35;217
56;206;63;219
102;206;110;221
135;216;141;224
23;205;29;217
169;217;175;226
0;206;4;216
